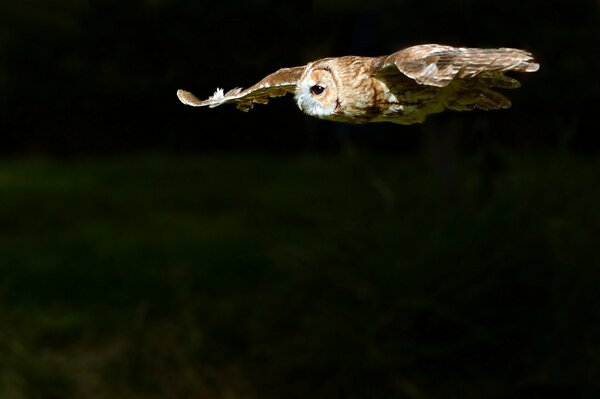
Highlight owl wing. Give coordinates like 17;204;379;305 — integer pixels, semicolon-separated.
373;44;539;87
177;66;305;111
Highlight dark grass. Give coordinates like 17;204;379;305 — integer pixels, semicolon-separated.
0;150;599;399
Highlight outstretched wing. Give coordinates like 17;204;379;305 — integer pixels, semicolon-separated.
177;66;305;111
373;44;539;87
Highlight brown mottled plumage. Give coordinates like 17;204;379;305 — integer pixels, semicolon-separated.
177;44;539;125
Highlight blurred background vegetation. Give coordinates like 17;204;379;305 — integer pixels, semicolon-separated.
1;1;599;398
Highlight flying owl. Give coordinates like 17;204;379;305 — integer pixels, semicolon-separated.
177;44;539;125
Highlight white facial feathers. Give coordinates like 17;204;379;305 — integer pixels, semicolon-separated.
294;64;338;118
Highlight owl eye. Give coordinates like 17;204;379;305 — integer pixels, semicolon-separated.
310;85;325;95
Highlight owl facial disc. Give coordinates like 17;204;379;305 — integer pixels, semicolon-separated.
294;67;338;118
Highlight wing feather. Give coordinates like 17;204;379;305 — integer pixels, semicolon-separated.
177;66;305;111
373;44;539;87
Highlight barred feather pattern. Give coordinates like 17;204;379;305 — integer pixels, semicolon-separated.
177;44;539;124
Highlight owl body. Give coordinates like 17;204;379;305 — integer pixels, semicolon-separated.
177;44;539;125
294;55;447;124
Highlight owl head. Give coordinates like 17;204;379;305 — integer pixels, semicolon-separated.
294;61;340;119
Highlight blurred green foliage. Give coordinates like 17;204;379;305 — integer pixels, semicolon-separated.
0;151;598;398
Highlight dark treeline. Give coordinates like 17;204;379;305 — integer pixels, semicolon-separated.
1;0;598;155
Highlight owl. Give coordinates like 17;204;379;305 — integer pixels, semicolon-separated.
177;44;539;125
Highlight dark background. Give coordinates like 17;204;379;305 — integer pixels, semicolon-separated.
1;0;599;155
1;1;599;398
